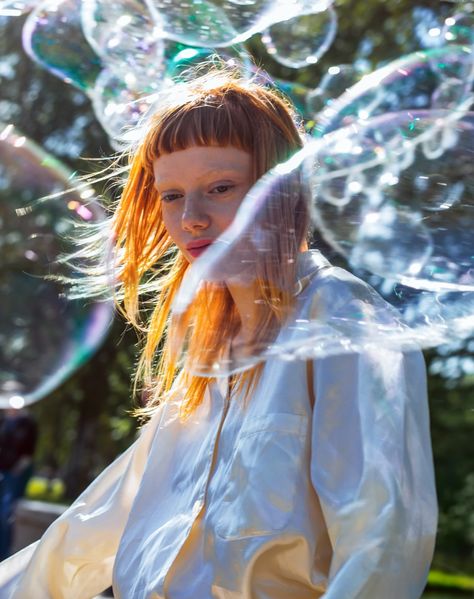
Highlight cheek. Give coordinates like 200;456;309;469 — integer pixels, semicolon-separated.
161;208;181;245
221;198;246;227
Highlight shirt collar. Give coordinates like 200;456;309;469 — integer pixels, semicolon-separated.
294;250;332;296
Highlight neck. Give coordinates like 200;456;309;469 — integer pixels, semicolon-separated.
226;278;265;353
225;249;306;359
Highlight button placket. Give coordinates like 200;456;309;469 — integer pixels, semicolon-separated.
161;392;229;594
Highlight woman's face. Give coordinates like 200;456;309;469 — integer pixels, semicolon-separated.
153;146;253;262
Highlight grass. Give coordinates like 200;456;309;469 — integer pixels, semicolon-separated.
423;595;471;598
425;570;474;595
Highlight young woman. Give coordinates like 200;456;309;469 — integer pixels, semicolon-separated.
0;69;437;599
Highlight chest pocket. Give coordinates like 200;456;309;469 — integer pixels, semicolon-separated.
215;412;307;540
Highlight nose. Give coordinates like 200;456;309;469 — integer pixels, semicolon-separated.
181;193;210;232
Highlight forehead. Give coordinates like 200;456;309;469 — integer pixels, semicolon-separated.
152;146;252;183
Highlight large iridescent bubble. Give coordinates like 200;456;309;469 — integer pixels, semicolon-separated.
308;43;474;281
143;0;334;47
314;45;474;132
0;124;113;407
22;0;102;91
169;42;474;375
311;111;473;289
169;115;474;375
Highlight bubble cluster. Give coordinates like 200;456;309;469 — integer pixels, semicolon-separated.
4;1;474;377
167;35;474;374
19;0;336;143
311;111;473;285
0;125;113;407
170;109;474;374
315;45;474;132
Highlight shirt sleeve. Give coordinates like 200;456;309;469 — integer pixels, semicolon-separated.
310;348;438;599
0;405;164;599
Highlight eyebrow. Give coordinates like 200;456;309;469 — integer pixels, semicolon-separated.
154;167;249;189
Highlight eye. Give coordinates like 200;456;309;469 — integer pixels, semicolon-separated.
211;184;234;194
161;192;182;203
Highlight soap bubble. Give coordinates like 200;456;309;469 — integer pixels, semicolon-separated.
144;0;334;47
0;0;39;17
169;106;474;375
20;0;338;140
22;0;102;91
306;64;367;116
316;45;474;135
145;0;238;47
91;67;164;145
0;124;113;407
262;7;337;69
442;12;474;46
81;0;165;81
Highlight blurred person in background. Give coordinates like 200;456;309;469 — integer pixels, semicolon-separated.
0;407;38;560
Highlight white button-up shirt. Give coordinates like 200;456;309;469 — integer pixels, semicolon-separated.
0;252;437;599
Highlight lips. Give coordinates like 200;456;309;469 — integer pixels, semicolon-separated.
186;239;213;258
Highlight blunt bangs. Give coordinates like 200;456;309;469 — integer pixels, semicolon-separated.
156;97;255;155
141;83;304;179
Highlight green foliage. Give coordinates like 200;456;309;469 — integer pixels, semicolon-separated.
25;476;66;504
428;358;474;573
423;594;472;599
28;321;139;499
428;569;474;591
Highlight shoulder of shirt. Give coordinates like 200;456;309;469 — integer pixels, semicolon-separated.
295;250;373;301
295;250;405;326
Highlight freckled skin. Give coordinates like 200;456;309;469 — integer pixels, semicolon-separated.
153;146;253;262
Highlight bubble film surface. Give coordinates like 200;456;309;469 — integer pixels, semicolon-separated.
81;0;165;85
18;0;337;141
262;7;337;69
0;125;113;407
91;66;163;145
145;0;334;47
22;0;102;91
312;111;474;288
306;64;367;116
170;103;474;374
8;0;474;376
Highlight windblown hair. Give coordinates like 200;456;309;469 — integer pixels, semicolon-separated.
83;67;308;419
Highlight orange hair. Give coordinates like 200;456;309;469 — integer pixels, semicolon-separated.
112;68;308;419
